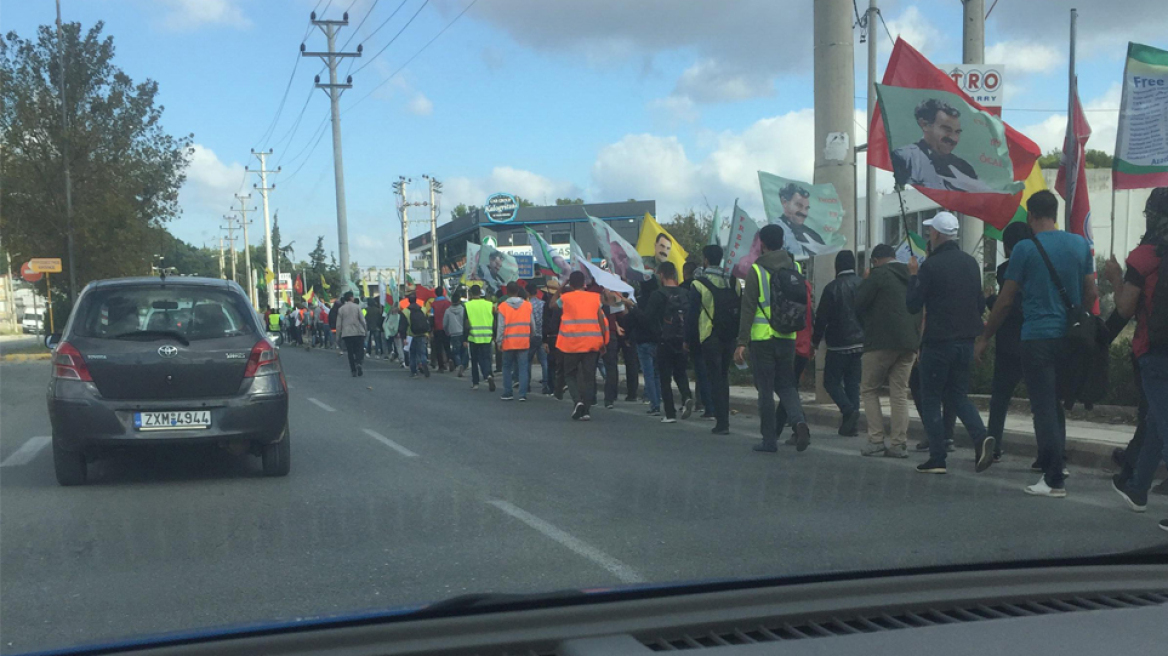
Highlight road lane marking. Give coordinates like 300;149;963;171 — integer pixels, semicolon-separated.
1;436;51;467
307;397;336;412
361;428;418;458
485;499;644;584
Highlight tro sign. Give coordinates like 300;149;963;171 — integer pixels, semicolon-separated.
946;64;1005;115
485;193;519;223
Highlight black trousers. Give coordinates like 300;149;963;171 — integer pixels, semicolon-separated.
343;335;365;372
432;330;450;370
657;342;692;419
563;351;599;411
702;336;733;429
1119;354;1148;483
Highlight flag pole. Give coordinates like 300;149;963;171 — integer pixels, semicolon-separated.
1067;8;1078;232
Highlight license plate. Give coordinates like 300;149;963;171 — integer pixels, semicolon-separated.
134;410;211;431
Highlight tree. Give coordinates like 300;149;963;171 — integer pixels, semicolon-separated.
451;203;476;222
1038;148;1114;169
555;197;585;205
662;210;712;262
1;21;193;287
514;196;537;208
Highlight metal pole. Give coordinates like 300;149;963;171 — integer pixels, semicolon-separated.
56;0;77;302
253;150;278;309
234;195;256;309
962;0;986;264
1067;8;1078;228
222;217;237;284
812;0;857;403
304;14;360;296
866;0;879;260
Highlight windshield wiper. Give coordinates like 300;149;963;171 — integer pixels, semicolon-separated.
404;590;589;619
111;329;190;346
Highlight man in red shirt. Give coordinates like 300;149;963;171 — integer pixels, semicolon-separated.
430;287;452;372
1105;188;1168;534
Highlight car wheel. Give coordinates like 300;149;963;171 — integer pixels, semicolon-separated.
52;439;87;486
261;425;290;477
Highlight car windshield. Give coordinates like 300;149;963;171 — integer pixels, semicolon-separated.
71;286;252;341
3;1;1168;655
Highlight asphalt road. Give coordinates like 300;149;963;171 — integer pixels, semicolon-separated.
2;346;1165;654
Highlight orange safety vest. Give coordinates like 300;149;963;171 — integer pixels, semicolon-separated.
557;290;607;353
498;301;533;351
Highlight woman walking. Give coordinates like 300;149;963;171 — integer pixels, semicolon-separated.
336;292;367;377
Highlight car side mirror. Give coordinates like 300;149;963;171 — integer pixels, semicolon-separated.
45;333;62;350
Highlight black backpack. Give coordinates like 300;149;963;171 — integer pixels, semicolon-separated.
408;306;429;334
764;266;808;334
695;277;740;342
659;287;688;345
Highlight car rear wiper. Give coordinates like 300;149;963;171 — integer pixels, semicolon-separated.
111;329;190;346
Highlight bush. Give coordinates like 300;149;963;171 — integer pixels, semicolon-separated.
971;336;1140;407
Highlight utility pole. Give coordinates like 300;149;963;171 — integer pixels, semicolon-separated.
221;216;238;285
218;236;226;280
864;0;880;261
56;0;77;301
812;0;857;403
423;175;442;286
392;177;410;283
962;0;988;266
302;11;361;295
250;149;280;309
232;195;258;309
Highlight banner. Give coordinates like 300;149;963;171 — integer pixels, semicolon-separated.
569;236;593;286
725;201;764;279
876;83;1021;196
466;241;518;291
758;171;848;258
463;242;482;286
895;231;929;264
635;213;689;281
587;213;652;283
707;206;732;247
525;226;568;275
1057;81;1093;243
1114;42;1168;190
294;275;304;295
868;38;1041;230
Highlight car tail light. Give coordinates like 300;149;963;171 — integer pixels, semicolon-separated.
53;342;93;382
243;339;282;379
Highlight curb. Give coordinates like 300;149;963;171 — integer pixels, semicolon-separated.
1;352;51;362
727;395;1126;471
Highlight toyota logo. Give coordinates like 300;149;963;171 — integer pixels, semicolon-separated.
158;345;178;358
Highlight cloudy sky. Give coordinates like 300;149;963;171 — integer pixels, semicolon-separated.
4;0;1165;269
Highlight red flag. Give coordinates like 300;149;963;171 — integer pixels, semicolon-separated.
413;285;436;304
1056;81;1092;243
869;39;1042;230
293;275;304;295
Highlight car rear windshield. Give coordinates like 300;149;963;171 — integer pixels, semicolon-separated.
72;285;256;341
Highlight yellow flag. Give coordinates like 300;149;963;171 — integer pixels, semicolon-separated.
360;278;370;299
635;213;689;282
303;288;315;304
320;274;330;291
265;268;275;283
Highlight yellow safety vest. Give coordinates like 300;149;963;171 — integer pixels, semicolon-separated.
464;298;495;344
751;263;799;341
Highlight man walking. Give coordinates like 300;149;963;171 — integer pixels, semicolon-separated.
908;211;994;474
464;285;496;391
977;191;1097;494
812;249;865;436
558;271;608;420
335;292;367;377
445;290;468;376
735;224;811;453
688;245;738;434
854;243;920;457
497;282;535;401
528;286;548;393
984;222;1033;462
430;287;452;372
542;279;565;397
329;296;344;354
648;261;694;423
365;297;385;359
405;294;431;378
601;290;627;410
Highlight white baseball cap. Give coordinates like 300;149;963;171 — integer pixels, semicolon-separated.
923;211;960;236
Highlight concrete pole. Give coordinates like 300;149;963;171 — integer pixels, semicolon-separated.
252;150;278;309
865;0;880;260
222;217;238;284
962;0;986;264
218;237;225;279
812;0;857;403
234;195;257;309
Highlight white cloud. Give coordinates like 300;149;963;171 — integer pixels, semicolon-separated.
445;167;582;210
1017;82;1122;155
180;144;245;212
990;0;1168;57
407;93;434;116
591;135;699;206
985;41;1061;74
673;59;775;103
647;95;699;126
883;6;942;56
155;0;250;31
699;110;817;200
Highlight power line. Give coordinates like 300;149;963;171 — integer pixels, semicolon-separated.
247;0;328;151
340;0;383;50
351;0;410;48
346;0;478;113
279;112;331;176
876;11;896;48
351;0;430;76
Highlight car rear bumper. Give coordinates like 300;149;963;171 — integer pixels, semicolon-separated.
48;380;288;452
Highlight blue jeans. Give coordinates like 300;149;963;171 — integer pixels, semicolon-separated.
919;340;986;464
693;345;714;412
502;348;531;398
824;350;862;415
449;334;467;369
530;342;550;393
409;335;429;375
1021;338;1067;487
637;342;661;411
987;346;1025;455
1132;353;1168;493
469;342;493;384
366;329;384;356
750;338;804;445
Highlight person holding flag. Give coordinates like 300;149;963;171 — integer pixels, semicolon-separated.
559;271;609;421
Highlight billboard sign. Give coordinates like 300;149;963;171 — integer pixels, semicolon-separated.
515;255;534;279
485;193;519;223
944;64;1005;115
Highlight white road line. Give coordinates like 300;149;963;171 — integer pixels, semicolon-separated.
486;499;644;584
307;397;336;412
1;436;51;467
361;428;419;458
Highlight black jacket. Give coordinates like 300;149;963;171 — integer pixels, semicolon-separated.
906;240;985;344
329;300;343;330
813;271;864;350
987;260;1024;357
365;304;384;331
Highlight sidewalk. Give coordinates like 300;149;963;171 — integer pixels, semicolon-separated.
727;386;1133;469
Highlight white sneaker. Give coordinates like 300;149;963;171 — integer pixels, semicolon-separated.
1024;478;1067;498
661;417;677;424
